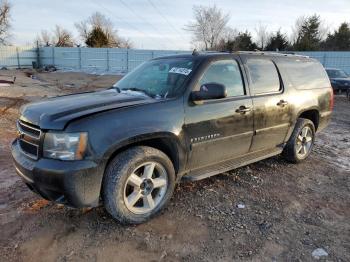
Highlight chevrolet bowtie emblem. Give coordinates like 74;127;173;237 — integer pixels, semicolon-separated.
17;130;24;139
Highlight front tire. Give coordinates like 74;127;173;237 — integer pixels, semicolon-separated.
103;146;175;224
282;118;315;163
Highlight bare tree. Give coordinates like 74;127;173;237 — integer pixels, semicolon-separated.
53;25;74;47
255;23;269;50
185;5;230;50
216;27;238;51
291;16;307;44
0;0;11;45
37;30;52;46
75;12;131;48
222;27;239;42
75;20;89;42
37;26;74;47
318;19;330;41
119;37;133;49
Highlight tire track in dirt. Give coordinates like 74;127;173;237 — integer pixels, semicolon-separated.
0;96;27;115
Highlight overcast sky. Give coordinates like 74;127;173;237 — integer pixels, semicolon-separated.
11;0;350;50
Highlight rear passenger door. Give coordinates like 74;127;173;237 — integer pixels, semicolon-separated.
242;56;293;152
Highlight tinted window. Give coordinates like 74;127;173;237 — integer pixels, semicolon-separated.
199;60;245;97
326;69;348;78
246;59;280;94
277;58;329;89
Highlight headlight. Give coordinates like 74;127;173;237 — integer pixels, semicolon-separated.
43;132;88;160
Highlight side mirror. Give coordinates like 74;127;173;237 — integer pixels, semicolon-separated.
191;83;227;101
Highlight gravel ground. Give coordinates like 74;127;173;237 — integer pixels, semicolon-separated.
0;70;349;261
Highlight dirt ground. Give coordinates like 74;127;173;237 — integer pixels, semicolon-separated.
0;70;349;262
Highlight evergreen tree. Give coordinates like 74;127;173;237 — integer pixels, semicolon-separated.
85;27;109;48
265;30;289;51
225;31;258;51
293;15;322;51
322;22;350;50
76;12;132;48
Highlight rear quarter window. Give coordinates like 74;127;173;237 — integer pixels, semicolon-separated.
277;58;330;90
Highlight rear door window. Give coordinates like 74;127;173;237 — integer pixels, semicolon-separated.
199;60;245;97
246;59;281;95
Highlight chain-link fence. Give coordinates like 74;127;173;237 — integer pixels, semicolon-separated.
0;46;38;69
297;51;350;74
39;47;190;74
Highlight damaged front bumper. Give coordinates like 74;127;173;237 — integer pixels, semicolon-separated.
11;139;103;208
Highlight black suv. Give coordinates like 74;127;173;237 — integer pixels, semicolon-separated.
12;52;333;224
326;67;350;93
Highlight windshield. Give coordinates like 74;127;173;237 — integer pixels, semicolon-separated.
326;69;348;78
114;58;195;98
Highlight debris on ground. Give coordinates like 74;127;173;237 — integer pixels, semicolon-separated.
312;248;329;259
44;65;57;72
0;76;16;85
237;203;245;209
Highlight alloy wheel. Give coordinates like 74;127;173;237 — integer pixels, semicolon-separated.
296;126;313;158
123;162;168;214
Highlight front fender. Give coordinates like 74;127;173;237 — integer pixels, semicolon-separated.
65;98;186;176
102;131;187;170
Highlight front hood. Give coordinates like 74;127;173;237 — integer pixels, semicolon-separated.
20;89;155;130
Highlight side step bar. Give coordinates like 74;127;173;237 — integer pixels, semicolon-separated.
183;148;283;181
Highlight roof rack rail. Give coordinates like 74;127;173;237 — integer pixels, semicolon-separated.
233;50;309;58
189;49;309;58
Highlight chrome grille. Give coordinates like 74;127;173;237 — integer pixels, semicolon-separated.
17;120;41;159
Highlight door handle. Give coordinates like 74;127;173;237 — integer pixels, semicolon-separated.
277;100;288;107
236;105;252;114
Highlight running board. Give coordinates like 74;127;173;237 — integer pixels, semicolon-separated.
183;148;283;181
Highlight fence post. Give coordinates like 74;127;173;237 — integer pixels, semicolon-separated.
52;47;55;65
126;49;129;72
36;41;41;68
151;51;154;58
323;53;327;67
107;49;110;71
16;47;21;69
78;47;82;69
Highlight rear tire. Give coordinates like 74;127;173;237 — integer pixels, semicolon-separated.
282;118;315;163
103;146;175;224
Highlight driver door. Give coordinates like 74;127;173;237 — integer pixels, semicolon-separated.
184;57;254;169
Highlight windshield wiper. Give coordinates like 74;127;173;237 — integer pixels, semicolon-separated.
122;87;153;98
111;86;121;92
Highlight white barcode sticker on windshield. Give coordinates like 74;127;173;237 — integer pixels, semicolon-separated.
169;67;192;75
